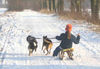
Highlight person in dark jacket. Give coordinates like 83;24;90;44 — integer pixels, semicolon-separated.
27;35;38;56
53;24;80;59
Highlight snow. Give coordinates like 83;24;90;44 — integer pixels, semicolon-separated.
0;8;7;15
0;9;100;69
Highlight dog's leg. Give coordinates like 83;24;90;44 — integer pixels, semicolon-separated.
48;48;51;54
43;48;46;53
34;46;37;52
46;47;49;55
29;49;33;56
42;45;43;50
35;48;36;52
42;46;46;53
47;43;53;55
42;43;44;50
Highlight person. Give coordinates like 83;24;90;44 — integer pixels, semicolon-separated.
53;24;80;59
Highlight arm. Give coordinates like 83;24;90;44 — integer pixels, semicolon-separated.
71;34;80;44
56;33;65;40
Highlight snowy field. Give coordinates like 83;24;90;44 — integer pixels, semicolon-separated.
0;9;100;69
0;8;7;15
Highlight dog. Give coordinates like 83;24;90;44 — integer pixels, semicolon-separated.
27;35;38;56
42;36;53;55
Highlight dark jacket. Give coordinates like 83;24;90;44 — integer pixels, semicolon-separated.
56;32;80;49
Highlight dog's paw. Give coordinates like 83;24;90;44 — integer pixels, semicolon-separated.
29;53;32;56
45;52;51;55
45;53;48;55
43;50;45;53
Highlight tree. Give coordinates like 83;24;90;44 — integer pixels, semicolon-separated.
53;0;56;11
7;0;41;11
91;0;99;21
54;0;58;12
75;0;81;13
57;0;64;13
70;0;76;13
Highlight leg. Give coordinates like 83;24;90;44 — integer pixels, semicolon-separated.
53;46;62;57
43;46;46;53
46;46;51;55
48;43;53;54
35;48;36;52
35;46;37;52
29;49;33;56
67;51;73;60
46;47;49;55
59;50;65;60
42;44;44;50
48;48;51;54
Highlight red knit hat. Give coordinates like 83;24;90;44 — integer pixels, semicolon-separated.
65;24;72;32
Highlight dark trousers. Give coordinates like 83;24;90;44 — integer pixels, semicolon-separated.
53;46;62;56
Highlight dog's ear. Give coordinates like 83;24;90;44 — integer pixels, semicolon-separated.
43;36;47;38
28;35;31;37
45;36;47;38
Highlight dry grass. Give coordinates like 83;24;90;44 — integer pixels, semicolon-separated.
40;9;55;14
59;11;91;20
58;11;100;33
40;9;100;33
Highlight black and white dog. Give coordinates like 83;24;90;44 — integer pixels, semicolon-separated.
27;35;38;56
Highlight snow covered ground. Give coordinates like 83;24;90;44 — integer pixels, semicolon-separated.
0;8;7;15
0;9;100;69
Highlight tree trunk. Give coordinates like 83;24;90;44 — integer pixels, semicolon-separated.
60;0;64;13
40;0;43;9
53;0;55;11
51;0;54;11
43;0;47;9
57;0;64;14
46;0;49;11
70;0;75;13
55;0;58;12
75;0;81;13
91;0;99;21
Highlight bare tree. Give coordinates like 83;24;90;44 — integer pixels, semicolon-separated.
57;0;64;13
70;0;76;13
75;0;81;13
7;0;41;11
91;0;99;21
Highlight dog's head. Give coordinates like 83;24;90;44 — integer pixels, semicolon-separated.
43;36;47;40
27;35;37;43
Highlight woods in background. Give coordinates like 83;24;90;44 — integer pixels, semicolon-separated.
7;0;41;11
6;0;100;24
41;0;100;24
